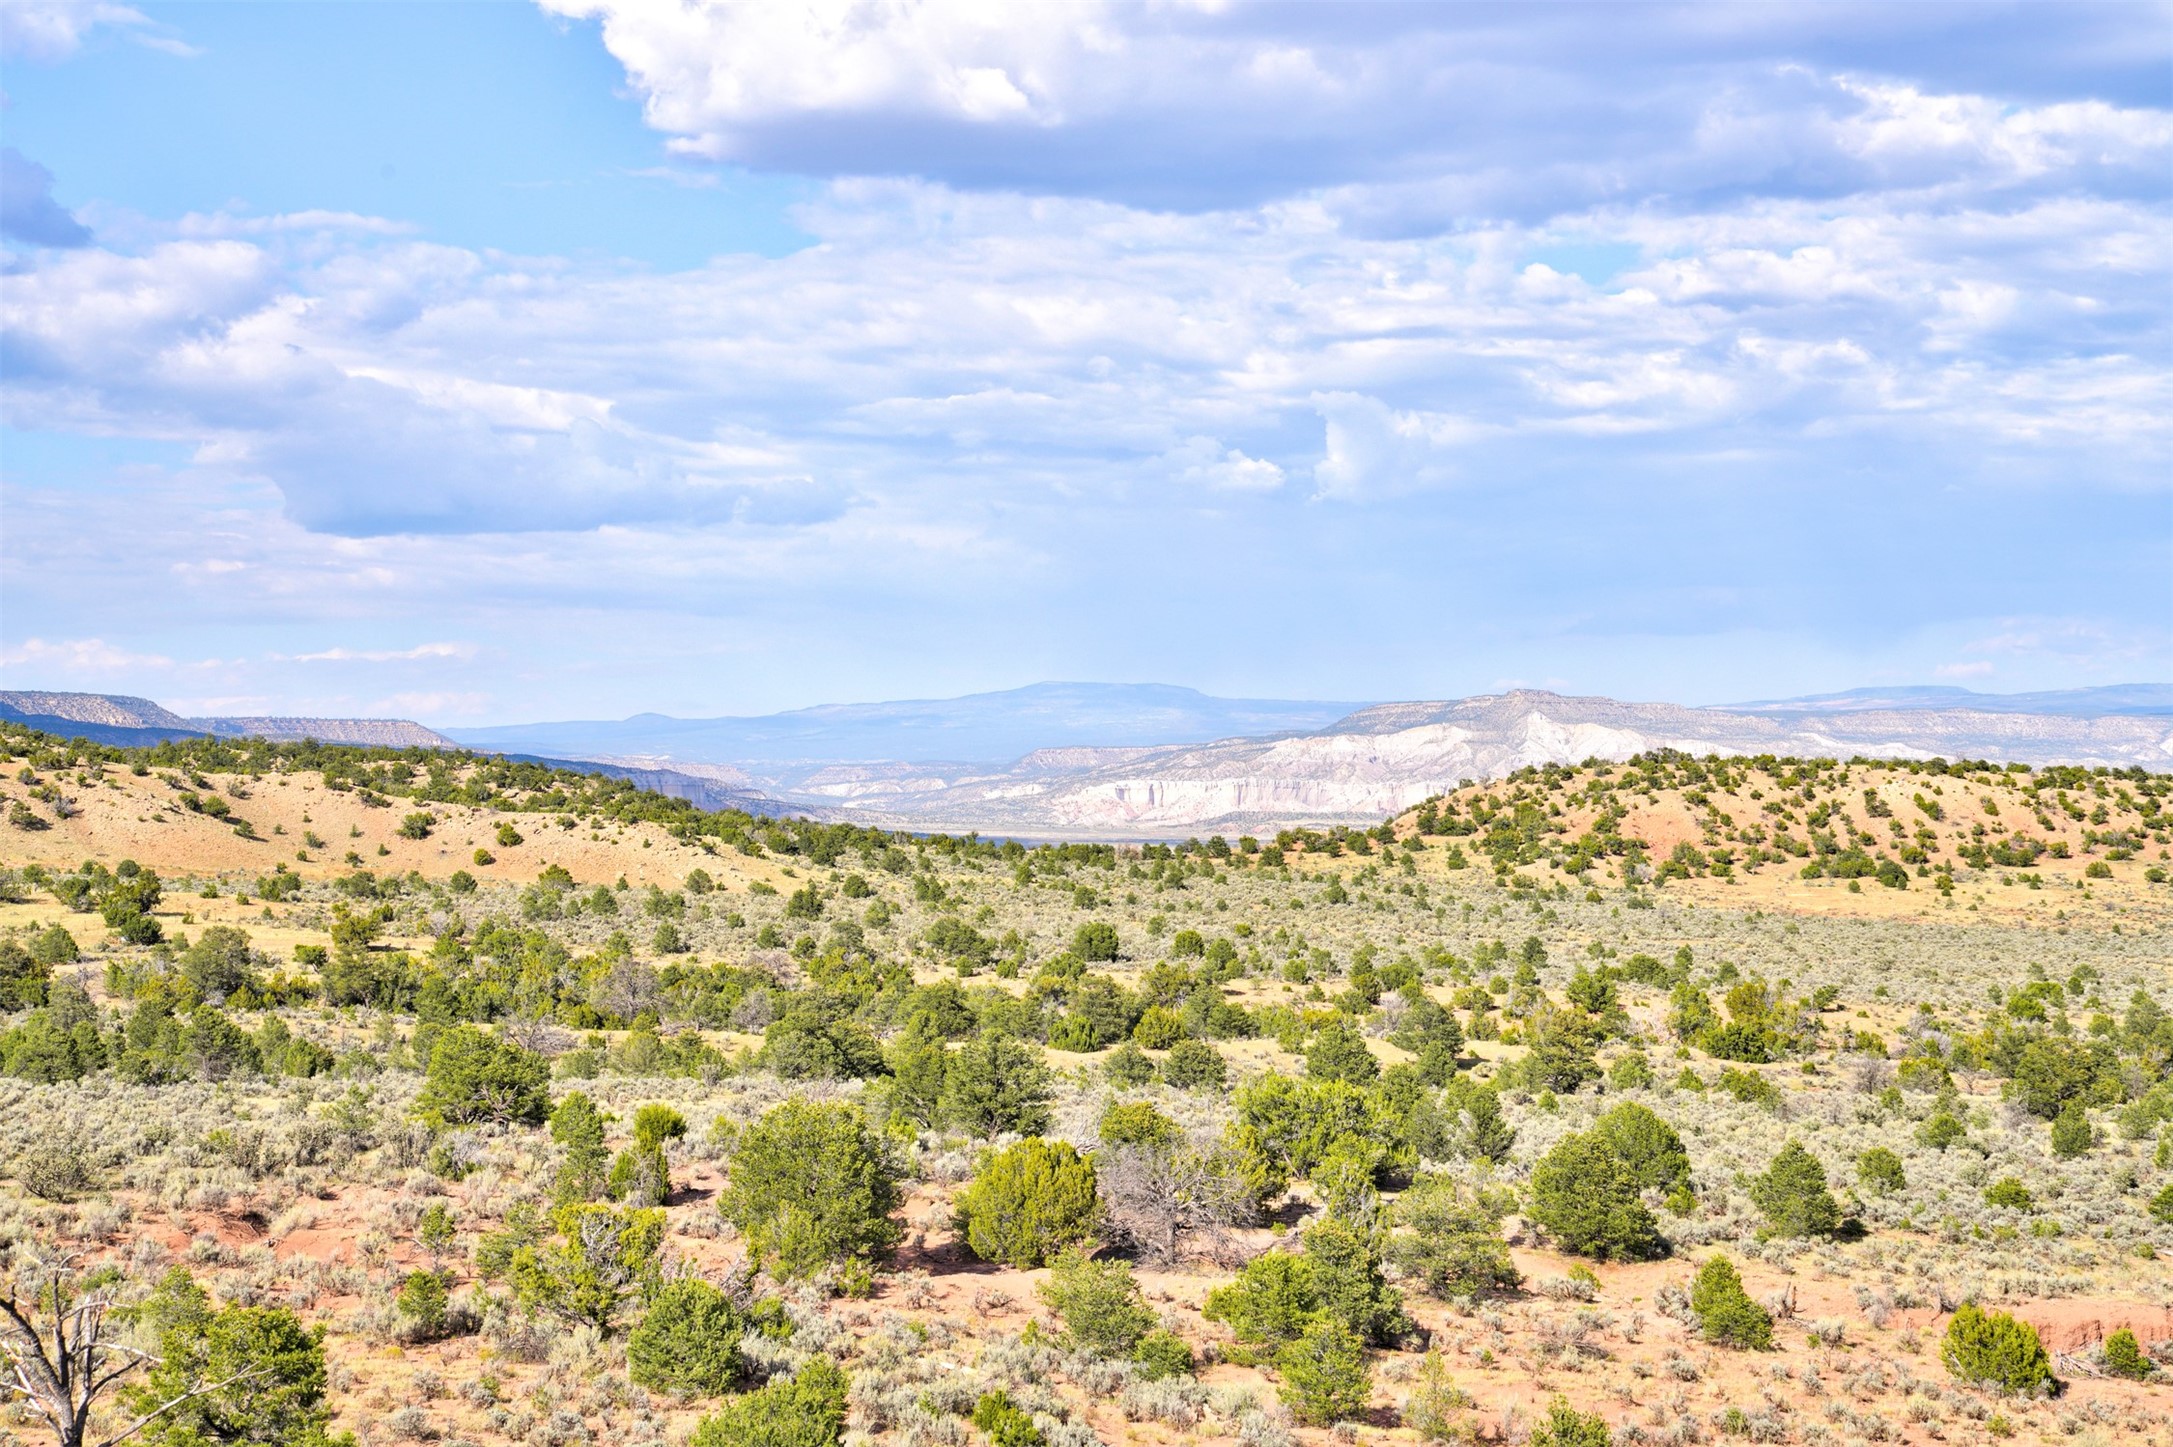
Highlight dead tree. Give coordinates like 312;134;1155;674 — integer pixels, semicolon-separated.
1096;1144;1257;1267
0;1252;258;1447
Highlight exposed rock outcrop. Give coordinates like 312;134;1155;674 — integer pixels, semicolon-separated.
768;690;2173;837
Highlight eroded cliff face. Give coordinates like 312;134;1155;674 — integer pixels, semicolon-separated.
0;691;196;730
751;692;2173;836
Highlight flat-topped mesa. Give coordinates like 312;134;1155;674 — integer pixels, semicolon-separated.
0;689;456;749
192;717;456;748
0;690;196;731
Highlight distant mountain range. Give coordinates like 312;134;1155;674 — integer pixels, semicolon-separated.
443;682;1366;767
446;680;2173;773
5;681;2167;836
733;686;2173;837
0;691;456;750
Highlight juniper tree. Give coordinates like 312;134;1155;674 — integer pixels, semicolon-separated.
720;1101;902;1279
1749;1141;1842;1239
940;1032;1052;1138
953;1138;1100;1268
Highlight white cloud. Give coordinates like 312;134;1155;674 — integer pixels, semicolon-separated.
538;0;1091;144
0;240;273;383
1829;77;2173;185
3;155;2165;543
0;0;153;61
536;3;2172;218
174;210;419;239
1310;392;1487;501
340;367;615;433
0;636;172;670
1166;436;1284;492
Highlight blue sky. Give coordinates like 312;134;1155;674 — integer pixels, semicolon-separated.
1;0;2167;724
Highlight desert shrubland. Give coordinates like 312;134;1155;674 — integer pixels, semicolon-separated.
2;729;2170;1444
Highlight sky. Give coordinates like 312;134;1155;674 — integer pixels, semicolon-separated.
0;0;2168;726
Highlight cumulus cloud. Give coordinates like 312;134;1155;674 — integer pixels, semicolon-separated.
539;0;1085;136
0;149;93;248
1827;76;2173;186
1166;436;1285;492
1309;393;1486;502
539;1;2172;214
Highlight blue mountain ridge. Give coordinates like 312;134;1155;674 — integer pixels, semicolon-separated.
444;681;1372;766
445;679;2172;768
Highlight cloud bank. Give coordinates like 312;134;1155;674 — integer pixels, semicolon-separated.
1;0;2167;716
